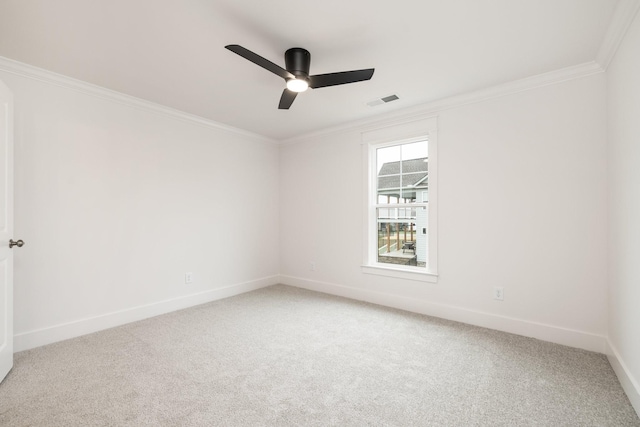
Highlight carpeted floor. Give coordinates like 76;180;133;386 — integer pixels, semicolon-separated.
0;284;638;426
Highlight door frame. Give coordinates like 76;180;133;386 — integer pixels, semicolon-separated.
0;76;14;383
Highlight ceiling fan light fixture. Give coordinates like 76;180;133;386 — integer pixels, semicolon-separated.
286;78;309;93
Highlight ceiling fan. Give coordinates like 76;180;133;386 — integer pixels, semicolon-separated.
225;44;375;110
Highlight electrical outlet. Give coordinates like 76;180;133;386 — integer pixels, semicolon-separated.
493;286;504;301
310;262;316;271
185;272;193;284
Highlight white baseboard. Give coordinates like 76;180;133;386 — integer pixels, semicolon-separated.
279;275;607;354
14;275;279;352
606;340;640;416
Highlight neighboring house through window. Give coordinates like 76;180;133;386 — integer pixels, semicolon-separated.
376;142;428;266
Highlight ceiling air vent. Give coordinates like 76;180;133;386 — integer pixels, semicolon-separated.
367;94;399;107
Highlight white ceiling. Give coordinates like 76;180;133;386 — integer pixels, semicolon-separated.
0;0;620;140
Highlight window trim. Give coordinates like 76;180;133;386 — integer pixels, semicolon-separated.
361;116;438;282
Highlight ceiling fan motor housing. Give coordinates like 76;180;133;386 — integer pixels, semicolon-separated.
285;48;311;79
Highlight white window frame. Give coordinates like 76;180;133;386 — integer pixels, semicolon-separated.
361;116;438;283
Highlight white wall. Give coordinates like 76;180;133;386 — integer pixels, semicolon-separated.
0;67;280;350
606;10;640;413
280;73;608;352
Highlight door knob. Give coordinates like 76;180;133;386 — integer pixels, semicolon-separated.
9;239;24;248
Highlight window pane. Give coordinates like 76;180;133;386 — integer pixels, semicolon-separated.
376;207;427;268
377;145;400;203
400;140;428;202
377;145;401;174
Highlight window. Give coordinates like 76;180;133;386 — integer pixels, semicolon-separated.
362;117;437;282
376;140;428;266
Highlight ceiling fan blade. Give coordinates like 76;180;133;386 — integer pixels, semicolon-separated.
225;45;294;80
278;89;298;109
309;69;375;89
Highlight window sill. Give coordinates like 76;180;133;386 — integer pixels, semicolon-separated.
361;264;438;283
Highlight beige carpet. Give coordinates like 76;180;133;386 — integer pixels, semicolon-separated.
0;284;638;426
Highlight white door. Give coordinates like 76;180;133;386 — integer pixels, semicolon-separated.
0;77;14;383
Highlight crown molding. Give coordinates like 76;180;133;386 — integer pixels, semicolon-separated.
0;53;607;147
0;56;278;145
596;0;640;70
281;61;604;145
